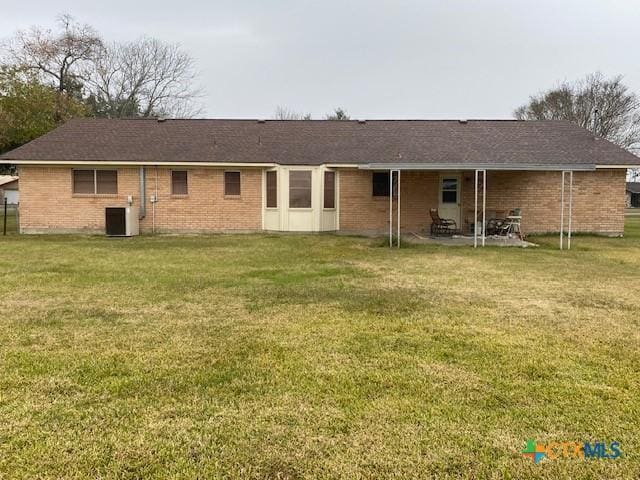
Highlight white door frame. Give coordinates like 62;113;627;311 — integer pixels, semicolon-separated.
438;173;462;226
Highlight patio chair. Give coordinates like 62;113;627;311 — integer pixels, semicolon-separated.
429;208;457;236
499;208;523;239
485;217;505;236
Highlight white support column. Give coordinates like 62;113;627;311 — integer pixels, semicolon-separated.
389;170;393;248
568;171;573;250
560;171;565;250
474;170;479;248
482;169;486;247
397;170;401;248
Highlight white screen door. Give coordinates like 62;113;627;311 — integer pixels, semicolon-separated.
438;174;461;226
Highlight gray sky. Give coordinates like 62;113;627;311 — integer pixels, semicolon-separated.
2;0;640;119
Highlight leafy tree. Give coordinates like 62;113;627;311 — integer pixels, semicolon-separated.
0;67;86;154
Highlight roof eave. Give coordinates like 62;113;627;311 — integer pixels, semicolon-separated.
0;160;278;168
359;163;598;171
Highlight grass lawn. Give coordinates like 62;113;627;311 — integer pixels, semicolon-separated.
0;209;18;234
0;220;639;479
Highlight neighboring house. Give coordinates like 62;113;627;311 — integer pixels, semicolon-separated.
626;182;640;208
0;175;19;205
0;118;638;236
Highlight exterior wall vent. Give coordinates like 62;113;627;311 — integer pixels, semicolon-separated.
358;119;366;124
459;119;468;124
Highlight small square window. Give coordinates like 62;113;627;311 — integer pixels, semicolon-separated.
225;171;241;196
172;171;188;195
372;172;396;197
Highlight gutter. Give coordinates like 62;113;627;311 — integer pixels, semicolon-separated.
0;160;279;167
4;160;634;170
139;167;146;219
595;164;640;169
358;163;598;172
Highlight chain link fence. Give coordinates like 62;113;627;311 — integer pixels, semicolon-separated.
1;200;19;235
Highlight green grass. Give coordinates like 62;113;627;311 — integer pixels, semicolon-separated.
0;220;639;479
0;209;18;234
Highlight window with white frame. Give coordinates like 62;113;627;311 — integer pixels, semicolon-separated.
289;170;312;208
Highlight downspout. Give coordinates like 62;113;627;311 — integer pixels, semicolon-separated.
153;166;158;234
139;167;146;219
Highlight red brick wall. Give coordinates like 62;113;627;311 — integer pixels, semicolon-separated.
339;169;626;235
18;166;262;233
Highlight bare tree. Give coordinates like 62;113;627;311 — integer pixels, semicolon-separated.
273;106;311;120
325;107;350;120
86;37;202;118
3;14;102;95
515;73;640;152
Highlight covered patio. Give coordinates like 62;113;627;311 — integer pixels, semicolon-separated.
356;165;583;250
404;232;536;247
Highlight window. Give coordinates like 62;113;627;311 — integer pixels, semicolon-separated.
441;178;458;204
225;171;241;196
266;171;277;208
73;169;117;195
171;170;188;195
96;170;118;194
324;171;335;209
73;170;95;194
289;170;312;208
372;172;392;197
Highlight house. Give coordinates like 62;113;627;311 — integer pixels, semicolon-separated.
626;182;640;208
0;118;638;239
0;175;19;205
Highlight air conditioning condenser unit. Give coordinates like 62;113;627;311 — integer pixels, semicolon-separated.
105;207;139;236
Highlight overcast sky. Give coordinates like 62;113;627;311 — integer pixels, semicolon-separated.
2;0;640;119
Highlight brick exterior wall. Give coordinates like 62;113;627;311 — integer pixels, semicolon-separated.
17;166;262;233
338;169;626;236
460;170;626;235
140;168;262;233
338;170;440;233
17;166;626;235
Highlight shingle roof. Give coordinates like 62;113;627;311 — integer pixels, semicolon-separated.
627;182;640;194
1;118;638;168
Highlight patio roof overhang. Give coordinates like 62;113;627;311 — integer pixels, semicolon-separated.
357;163;597;171
378;164;584;251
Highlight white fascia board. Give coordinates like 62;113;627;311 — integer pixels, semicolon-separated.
595;164;640;169
0;160;277;167
358;163;597;172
